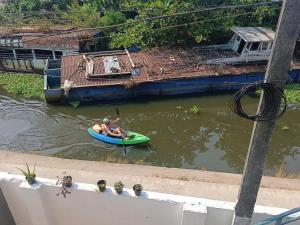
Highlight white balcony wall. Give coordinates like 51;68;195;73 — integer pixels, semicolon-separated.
0;172;293;225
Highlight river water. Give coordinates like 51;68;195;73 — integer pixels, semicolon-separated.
0;89;299;174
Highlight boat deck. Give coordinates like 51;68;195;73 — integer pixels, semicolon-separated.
60;48;300;88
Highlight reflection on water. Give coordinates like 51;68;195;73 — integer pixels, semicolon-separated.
0;90;299;174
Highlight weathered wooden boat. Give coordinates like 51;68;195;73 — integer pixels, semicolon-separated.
43;27;300;103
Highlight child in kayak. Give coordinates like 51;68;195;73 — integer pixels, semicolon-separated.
92;118;127;139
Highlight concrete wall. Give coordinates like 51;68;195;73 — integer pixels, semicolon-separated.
0;187;15;225
0;172;294;225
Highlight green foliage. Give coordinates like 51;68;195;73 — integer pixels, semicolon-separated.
97;180;106;192
109;0;279;49
62;1;101;28
100;11;126;26
114;181;124;194
133;184;143;191
284;84;300;104
3;0;73;12
2;0;280;49
17;163;36;184
255;84;300;105
56;174;72;198
0;73;45;100
189;105;200;114
133;184;143;196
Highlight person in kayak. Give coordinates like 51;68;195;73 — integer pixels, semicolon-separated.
92;117;127;138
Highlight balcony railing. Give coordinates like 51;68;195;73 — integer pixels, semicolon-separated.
256;207;300;225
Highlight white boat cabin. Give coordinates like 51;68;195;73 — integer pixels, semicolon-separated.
207;27;275;64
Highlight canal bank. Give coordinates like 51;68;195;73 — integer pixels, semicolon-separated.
1;150;300;209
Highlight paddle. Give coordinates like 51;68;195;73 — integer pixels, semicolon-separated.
115;107;127;155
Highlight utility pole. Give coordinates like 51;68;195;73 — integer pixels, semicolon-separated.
232;0;300;225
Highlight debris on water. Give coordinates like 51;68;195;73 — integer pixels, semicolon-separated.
69;101;80;108
282;126;289;131
189;105;200;114
176;106;183;109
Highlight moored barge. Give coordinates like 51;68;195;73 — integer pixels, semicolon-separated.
44;27;300;103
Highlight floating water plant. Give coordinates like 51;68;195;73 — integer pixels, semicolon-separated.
284;84;300;104
256;83;300;104
69;101;80;108
17;163;36;185
0;73;44;100
189;105;200;114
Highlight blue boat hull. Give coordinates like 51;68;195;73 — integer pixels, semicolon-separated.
45;69;300;103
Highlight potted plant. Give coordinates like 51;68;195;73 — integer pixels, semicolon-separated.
133;184;143;196
56;174;72;198
62;175;72;188
97;180;106;192
17;163;36;185
114;181;124;194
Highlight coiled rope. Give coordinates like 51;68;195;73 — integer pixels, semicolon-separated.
230;82;287;121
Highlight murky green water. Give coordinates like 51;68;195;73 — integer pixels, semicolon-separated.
0;89;299;174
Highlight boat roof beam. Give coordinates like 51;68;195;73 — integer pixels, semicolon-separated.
231;27;275;43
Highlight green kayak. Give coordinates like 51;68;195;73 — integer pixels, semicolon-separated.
88;128;150;146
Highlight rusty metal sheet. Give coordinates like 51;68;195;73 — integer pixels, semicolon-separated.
59;48;274;89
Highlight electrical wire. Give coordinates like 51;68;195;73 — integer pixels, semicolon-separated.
230;82;287;121
9;1;280;44
1;1;280;15
4;6;281;46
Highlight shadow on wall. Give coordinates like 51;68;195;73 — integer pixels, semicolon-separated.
0;187;16;225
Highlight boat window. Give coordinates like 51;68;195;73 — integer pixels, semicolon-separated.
231;34;237;41
250;42;260;51
15;49;33;59
35;49;53;59
0;39;5;46
269;42;273;49
55;51;63;59
245;42;252;50
260;42;268;51
0;48;14;58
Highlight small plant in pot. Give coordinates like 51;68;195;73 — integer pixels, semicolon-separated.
114;181;124;194
97;180;106;192
56;173;72;198
133;184;143;196
17;163;36;185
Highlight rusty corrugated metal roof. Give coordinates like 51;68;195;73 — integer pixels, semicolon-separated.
60;48;268;89
0;28;93;51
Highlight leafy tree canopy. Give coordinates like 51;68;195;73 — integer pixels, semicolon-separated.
1;0;280;49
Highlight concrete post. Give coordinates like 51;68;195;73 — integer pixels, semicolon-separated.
32;49;36;60
12;49;17;59
232;0;300;224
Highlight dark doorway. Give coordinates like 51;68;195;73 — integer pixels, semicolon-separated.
237;39;246;54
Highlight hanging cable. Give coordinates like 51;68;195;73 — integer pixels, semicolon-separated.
230;82;287;121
